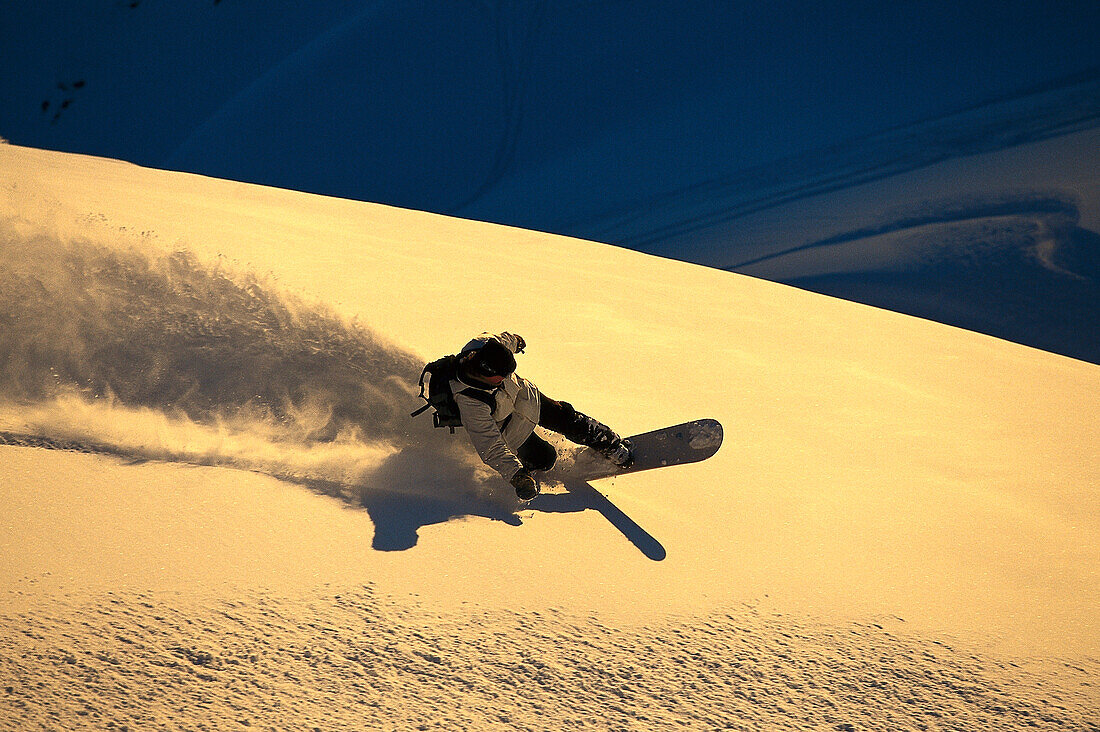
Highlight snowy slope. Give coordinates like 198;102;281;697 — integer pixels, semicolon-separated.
3;3;1099;369
1;144;1098;728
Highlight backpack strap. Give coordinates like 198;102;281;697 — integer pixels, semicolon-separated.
409;364;432;417
457;387;497;409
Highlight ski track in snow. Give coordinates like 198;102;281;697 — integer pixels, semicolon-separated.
1;586;1096;731
0;227;532;548
531;70;1100;250
725;194;1084;271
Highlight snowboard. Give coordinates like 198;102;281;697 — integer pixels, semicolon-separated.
568;418;723;481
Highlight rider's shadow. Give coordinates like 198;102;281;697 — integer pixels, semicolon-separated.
298;436;667;561
349;476;665;561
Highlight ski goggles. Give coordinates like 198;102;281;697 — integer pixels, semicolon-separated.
475;358;510;384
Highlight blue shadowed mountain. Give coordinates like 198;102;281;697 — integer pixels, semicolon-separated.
2;1;1098;361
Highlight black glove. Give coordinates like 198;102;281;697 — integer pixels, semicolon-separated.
510;469;538;501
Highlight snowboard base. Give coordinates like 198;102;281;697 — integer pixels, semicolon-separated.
568;418;723;481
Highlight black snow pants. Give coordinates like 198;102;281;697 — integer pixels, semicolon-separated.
515;395;612;472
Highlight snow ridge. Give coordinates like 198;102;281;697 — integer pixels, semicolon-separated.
730;193;1100;364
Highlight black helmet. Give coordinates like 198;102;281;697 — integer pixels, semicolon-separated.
472;339;516;378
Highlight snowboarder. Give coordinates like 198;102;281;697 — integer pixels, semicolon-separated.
442;332;633;501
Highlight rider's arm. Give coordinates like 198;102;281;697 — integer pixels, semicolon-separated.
454;389;525;481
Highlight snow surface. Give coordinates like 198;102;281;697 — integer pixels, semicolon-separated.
1;144;1098;729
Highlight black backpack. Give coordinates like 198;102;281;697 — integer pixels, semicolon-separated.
410;354;496;433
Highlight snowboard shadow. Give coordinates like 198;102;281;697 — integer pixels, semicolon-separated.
528;479;667;562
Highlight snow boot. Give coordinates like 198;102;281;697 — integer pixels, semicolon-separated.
574;414;634;469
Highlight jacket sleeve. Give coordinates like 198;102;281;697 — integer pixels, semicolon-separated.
454;389;525;481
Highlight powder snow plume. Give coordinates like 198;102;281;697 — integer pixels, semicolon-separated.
0;221;508;537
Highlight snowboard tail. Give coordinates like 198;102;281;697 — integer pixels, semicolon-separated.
569;418;722;481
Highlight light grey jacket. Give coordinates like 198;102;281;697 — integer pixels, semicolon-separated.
452;332;540;481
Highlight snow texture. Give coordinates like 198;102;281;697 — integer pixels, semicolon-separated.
2;586;1096;731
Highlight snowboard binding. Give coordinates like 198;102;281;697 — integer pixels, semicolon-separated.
602;437;635;469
